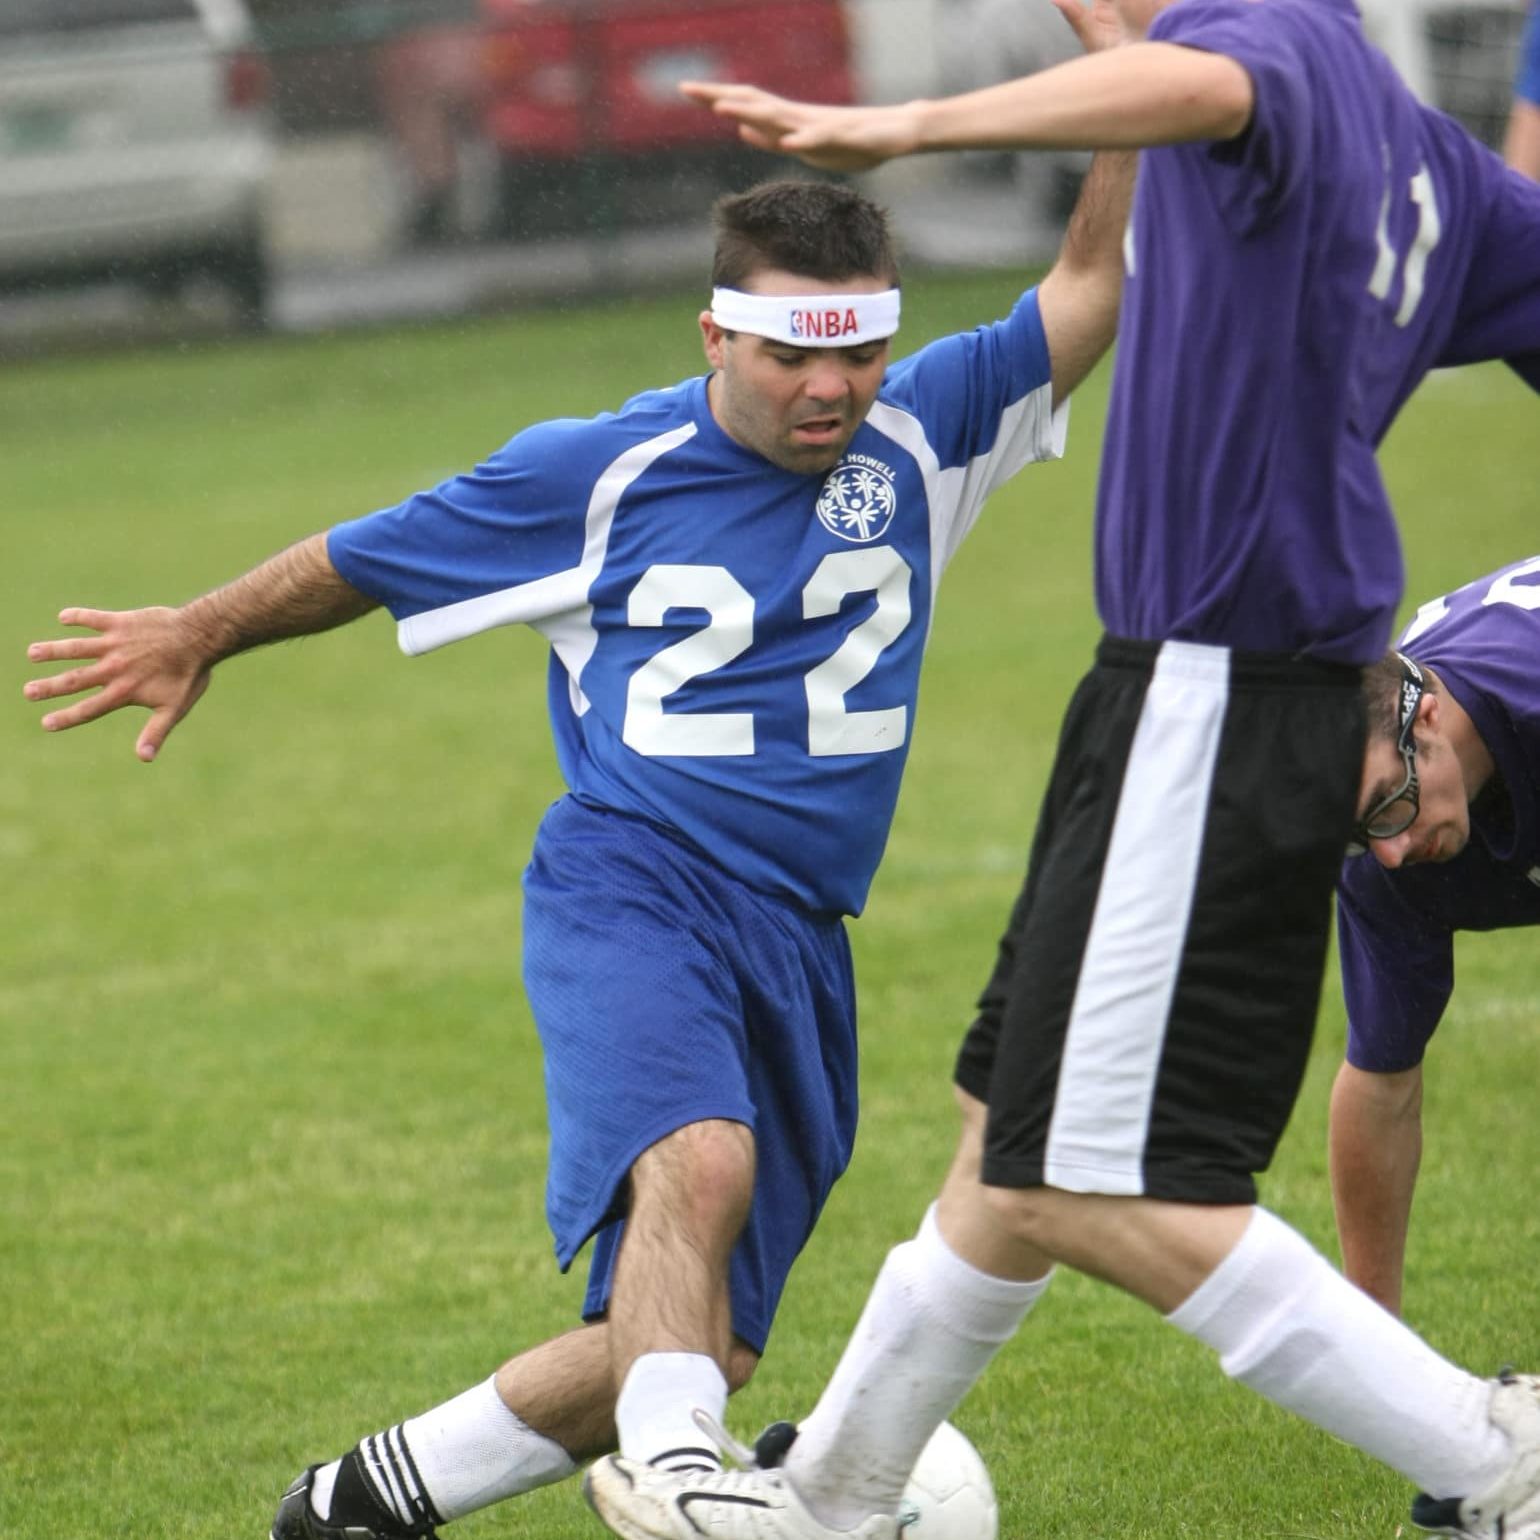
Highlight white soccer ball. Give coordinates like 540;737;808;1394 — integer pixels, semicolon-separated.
897;1421;999;1540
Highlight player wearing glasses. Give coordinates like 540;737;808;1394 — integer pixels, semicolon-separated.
1332;555;1540;1318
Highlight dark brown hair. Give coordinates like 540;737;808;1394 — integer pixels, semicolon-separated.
710;178;900;290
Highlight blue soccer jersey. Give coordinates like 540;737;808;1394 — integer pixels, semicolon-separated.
328;291;1064;916
1098;0;1540;665
1338;556;1540;1072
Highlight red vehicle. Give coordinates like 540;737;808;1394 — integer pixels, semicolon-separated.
479;0;854;232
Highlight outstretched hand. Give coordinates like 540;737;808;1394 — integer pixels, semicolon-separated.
678;82;922;173
681;4;1121;171
24;606;214;763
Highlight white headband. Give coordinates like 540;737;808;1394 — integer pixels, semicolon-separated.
710;287;901;347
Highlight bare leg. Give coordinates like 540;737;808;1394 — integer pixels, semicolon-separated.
935;1086;1057;1283
294;1121;762;1529
961;1179;1504;1499
607;1118;757;1387
970;1179;1251;1310
495;1324;623;1462
496;1321;761;1462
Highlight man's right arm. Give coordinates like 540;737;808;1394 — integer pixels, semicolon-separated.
680;41;1253;173
1331;867;1455;1316
24;531;376;763
1328;1058;1424;1316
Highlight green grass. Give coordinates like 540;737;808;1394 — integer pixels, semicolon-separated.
3;281;1538;1540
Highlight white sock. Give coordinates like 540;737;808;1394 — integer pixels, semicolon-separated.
615;1352;728;1471
313;1376;577;1525
400;1375;577;1518
789;1204;1051;1528
1167;1207;1509;1498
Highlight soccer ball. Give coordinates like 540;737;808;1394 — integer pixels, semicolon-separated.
897;1421;998;1540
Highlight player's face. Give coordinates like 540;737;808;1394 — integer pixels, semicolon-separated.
701;271;892;475
1354;705;1471;869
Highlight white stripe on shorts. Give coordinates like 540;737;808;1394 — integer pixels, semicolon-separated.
1043;640;1230;1195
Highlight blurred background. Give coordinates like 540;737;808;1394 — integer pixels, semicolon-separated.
0;0;1532;355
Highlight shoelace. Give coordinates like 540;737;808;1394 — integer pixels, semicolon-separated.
691;1407;763;1470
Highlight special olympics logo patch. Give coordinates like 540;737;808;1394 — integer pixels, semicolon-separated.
816;456;898;543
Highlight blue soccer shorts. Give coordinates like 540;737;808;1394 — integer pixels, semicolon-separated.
521;794;859;1354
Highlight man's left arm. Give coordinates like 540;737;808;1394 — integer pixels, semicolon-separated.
1036;147;1138;405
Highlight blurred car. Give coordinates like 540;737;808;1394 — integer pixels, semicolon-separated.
0;0;276;325
478;0;853;235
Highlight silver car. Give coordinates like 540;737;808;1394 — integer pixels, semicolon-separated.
0;0;276;326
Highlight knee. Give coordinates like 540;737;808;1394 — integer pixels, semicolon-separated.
631;1119;756;1239
979;1182;1063;1255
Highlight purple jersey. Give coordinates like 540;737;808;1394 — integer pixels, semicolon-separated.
1098;0;1540;664
1338;557;1540;1072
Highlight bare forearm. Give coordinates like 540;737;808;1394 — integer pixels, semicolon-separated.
180;532;377;663
1505;99;1540;180
912;42;1253;152
1328;1061;1423;1316
1062;147;1137;278
1037;147;1136;403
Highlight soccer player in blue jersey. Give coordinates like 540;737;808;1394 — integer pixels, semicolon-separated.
21;31;1134;1536
1329;555;1540;1319
583;5;1540;1540
1506;0;1540;179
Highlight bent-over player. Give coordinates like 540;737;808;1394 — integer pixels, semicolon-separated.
1332;554;1540;1317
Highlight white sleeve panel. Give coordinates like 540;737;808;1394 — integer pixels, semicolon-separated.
395;422;698;660
868;379;1067;626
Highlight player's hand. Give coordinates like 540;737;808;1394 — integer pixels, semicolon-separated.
1049;0;1123;53
24;606;214;763
680;82;922;172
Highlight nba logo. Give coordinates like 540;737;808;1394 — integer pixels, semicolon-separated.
790;307;859;340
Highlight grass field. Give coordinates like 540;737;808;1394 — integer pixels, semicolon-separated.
4;276;1537;1540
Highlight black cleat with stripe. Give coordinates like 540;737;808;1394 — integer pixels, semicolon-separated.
270;1453;441;1540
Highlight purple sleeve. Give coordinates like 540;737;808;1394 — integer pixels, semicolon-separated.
1435;156;1540;393
1149;0;1315;232
1336;860;1455;1073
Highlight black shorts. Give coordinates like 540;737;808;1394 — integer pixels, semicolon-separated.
954;636;1365;1205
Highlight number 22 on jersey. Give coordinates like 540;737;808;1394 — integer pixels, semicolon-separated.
622;546;913;759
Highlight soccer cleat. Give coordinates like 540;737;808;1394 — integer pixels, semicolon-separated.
1411;1374;1540;1538
270;1465;439;1540
583;1454;899;1540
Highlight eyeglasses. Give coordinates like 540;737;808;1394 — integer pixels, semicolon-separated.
1347;654;1425;855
